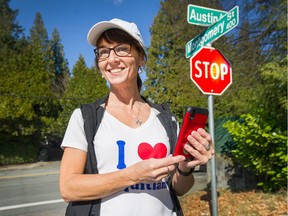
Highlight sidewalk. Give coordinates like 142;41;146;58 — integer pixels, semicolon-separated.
0;161;61;178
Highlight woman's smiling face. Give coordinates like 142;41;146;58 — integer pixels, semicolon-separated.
97;39;144;89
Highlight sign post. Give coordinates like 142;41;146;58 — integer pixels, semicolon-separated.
185;4;239;216
208;93;217;216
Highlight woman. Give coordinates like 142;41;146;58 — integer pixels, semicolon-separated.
60;18;214;216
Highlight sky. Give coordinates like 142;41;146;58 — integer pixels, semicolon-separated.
10;0;161;71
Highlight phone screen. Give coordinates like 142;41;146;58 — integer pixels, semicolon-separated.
173;107;208;159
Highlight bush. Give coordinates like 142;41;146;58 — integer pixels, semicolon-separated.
223;114;287;192
0;134;39;165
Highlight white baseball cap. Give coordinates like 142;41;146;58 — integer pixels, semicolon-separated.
87;18;145;49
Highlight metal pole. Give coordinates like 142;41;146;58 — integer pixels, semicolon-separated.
208;95;218;216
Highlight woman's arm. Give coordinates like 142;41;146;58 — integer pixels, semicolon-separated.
59;147;136;202
59;147;185;202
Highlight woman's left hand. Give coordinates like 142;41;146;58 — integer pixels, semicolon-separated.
180;128;214;170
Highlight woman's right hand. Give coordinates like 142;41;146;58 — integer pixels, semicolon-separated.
129;155;186;183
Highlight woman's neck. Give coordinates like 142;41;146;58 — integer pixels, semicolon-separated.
107;90;143;110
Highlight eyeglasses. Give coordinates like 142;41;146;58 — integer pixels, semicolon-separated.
94;44;132;60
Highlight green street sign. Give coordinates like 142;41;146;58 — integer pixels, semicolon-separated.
187;4;227;26
186;6;239;58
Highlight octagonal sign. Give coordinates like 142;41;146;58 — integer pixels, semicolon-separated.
190;47;232;95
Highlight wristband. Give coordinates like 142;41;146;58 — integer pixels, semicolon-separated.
176;164;194;176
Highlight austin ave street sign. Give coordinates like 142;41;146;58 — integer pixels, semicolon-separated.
187;4;227;26
186;6;239;58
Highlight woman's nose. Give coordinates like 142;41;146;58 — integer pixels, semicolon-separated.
107;49;120;63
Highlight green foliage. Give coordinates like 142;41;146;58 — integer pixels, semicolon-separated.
54;56;108;137
0;4;68;163
143;0;216;117
0;133;39;165
0;1;108;164
50;28;70;96
0;43;53;136
0;0;25;60
256;57;287;130
219;0;288;192
144;0;287;193
221;56;287;192
223;114;287;192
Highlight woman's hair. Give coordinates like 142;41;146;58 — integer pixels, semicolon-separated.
95;28;146;92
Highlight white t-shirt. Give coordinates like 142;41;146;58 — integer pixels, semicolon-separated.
62;107;176;216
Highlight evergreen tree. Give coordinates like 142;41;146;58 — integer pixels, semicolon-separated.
0;41;54;137
29;12;49;48
22;12;62;142
50;28;70;96
0;0;26;60
244;0;286;61
29;12;55;81
55;56;108;136
0;3;70;162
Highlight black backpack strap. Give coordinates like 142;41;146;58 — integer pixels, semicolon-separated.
81;97;107;216
65;96;107;216
81;102;99;174
81;96;107;174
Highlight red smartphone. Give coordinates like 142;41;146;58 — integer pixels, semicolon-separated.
173;106;208;159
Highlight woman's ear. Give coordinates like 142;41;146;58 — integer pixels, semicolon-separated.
140;55;146;67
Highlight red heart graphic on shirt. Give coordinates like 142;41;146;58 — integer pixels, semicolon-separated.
137;142;167;160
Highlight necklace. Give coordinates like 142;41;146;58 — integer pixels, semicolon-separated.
130;101;143;126
106;99;143;126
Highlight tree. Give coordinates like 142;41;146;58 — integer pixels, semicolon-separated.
0;0;25;60
143;0;223;118
220;0;287;191
245;0;286;61
29;12;56;84
50;28;70;96
55;56;108;136
214;18;264;117
29;12;49;48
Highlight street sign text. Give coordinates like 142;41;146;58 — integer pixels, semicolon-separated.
186;6;239;58
187;4;227;26
194;61;229;80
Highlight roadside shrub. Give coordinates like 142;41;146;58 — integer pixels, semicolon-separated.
223;114;287;192
0;134;39;165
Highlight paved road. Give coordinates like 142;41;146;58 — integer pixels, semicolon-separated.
0;161;208;216
0;162;66;216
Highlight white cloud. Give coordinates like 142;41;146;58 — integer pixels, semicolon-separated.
112;0;123;6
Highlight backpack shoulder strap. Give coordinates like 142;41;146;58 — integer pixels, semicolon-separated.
80;95;107;174
65;96;104;216
65;96;107;216
80;102;98;174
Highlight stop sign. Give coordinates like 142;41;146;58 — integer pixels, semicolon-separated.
190;47;232;95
